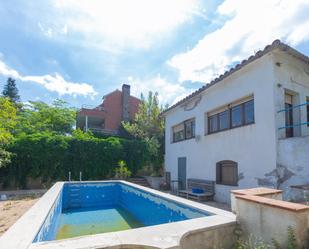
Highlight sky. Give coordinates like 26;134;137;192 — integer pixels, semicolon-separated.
0;0;308;108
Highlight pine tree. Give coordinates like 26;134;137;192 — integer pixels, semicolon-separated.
122;91;165;174
2;77;20;103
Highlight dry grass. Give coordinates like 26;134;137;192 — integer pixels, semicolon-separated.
0;197;39;236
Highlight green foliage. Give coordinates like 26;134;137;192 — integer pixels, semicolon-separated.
235;235;271;249
15;99;76;135
0;97;17;144
235;227;301;249
287;226;297;249
2;77;20;103
0;148;12;168
114;160;131;180
122;91;165;174
0;96;154;188
1;132;150;188
271;239;281;249
0;97;17;168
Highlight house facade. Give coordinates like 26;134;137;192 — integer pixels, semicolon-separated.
76;84;140;135
162;40;309;203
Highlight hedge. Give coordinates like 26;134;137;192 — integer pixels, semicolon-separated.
0;133;150;188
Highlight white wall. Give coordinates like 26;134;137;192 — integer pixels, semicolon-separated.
165;54;278;203
277;136;309;200
272;51;309;199
273;51;309;139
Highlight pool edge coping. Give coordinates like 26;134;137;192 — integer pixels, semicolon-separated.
0;180;236;249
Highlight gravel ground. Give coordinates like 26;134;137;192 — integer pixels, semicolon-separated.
0;197;39;236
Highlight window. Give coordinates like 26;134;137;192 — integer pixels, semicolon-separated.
307;97;309;127
216;160;238;186
207;98;254;134
209;115;218;133
219;110;229;130
244;100;254;124
172;118;195;143
173;123;185;142
231;105;242;127
185;119;195;139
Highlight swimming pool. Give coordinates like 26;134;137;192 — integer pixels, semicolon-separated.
34;182;209;241
0;181;236;249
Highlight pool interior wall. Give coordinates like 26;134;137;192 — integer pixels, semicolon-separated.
34;182;210;242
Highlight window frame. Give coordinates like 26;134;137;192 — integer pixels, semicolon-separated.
207;98;254;135
172;118;195;143
216;160;238;186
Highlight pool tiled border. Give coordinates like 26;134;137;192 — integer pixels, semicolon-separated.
0;181;236;249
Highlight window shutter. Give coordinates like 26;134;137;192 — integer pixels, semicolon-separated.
173;123;184;133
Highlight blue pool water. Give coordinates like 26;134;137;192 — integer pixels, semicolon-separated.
34;182;210;242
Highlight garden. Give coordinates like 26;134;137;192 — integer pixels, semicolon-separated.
0;78;165;189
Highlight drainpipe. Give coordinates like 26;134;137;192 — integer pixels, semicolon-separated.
85;115;88;132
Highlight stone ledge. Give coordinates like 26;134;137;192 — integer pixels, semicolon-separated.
235;194;309;212
231;187;282;196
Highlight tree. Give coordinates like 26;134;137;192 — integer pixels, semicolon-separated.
16;99;76;135
0;97;17;167
122;91;165;174
2;78;20;103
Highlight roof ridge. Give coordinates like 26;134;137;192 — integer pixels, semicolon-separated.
161;39;309;115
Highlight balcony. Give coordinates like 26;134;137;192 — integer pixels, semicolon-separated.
277;101;309;139
76;105;105;132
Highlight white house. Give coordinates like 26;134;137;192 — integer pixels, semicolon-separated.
162;40;309;203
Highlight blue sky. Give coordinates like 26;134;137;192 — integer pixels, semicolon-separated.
0;0;308;108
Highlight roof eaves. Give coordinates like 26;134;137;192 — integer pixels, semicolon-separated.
161;39;309;116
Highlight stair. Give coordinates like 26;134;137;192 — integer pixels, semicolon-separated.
128;178;151;188
68;185;82;208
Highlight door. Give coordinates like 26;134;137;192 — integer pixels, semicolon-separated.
178;157;187;190
285;93;293;138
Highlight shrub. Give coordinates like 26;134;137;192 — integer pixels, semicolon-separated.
114;160;131;180
235;227;301;249
0;132;151;188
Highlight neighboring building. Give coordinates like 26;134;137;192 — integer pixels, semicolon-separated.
76;84;140;135
162;40;309;203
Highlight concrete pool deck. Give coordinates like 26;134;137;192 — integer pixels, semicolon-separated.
0;181;237;249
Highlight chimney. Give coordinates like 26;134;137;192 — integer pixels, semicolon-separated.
122;84;130;122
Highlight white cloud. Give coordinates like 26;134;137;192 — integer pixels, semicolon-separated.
52;0;200;50
0;59;97;98
128;75;193;106
169;0;309;83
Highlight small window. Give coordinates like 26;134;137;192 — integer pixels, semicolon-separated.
172;118;195;143
216;160;238;186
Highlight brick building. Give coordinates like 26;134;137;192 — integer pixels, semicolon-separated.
76;84;141;135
